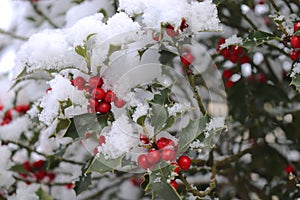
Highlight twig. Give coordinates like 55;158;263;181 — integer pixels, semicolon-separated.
7;140;84;165
0;28;28;41
30;2;59;28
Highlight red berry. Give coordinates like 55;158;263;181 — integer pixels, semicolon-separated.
140;134;149;144
73;76;86;90
291;36;300;48
32;160;44;169
294;22;300;33
130;177;143;187
137;154;149;169
98;135;106;145
23;161;31;172
290;50;300;61
180;19;188;31
171;162;181;173
166;25;179;37
161;149;176;161
256;73;267;83
93;147;98;155
46;88;52;93
177;156;191;170
65;183;74;189
231;46;244;55
146;149;161;165
14;105;30;114
225;80;234;89
91;88;106;101
220;48;230;59
156;137;175;149
83;86;92;93
240;56;250;64
180;53;194;66
19;172;27;178
285;165;295;174
229;54;239;63
222;69;233;79
216;38;226;52
88;76;103;88
114;98;126;108
104;90;116;103
96;102;111;114
0;105;3;111
89;98;99;109
34;170;47;181
47;172;56;182
170;180;178;190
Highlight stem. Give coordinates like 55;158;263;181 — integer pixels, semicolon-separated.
184;68;207;116
7;140;84;165
242;13;258;31
0;28;28;41
268;0;280;12
30;2;59;28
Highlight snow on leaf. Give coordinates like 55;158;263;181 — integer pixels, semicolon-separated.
242;31;278;49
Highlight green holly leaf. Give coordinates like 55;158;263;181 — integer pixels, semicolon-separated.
55;118;71;136
137;115;147;127
291;74;300;92
150;103;168;134
152;87;173;105
10;164;27;173
148;165;182;200
36;188;53;200
74;173;92;195
103;44;122;65
86;154;124;174
177;116;209;152
242;31;279;49
294;29;300;36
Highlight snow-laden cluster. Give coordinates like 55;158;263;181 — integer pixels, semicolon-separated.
119;0;222;32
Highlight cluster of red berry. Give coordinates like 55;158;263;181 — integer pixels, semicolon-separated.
289;22;300;61
0;104;30;126
165;19;188;37
137;137;191;190
71;76;126;114
217;38;250;64
20;160;55;184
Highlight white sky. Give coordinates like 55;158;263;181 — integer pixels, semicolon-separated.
0;0;15;73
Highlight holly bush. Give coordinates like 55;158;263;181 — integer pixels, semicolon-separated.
0;0;299;199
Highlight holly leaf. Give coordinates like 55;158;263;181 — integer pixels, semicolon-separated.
290;74;300;92
10;164;27;173
86;154;124;174
294;29;300;36
74;173;92;195
137;115;147;127
55;118;71;136
242;31;278;49
103;44;122;65
152;87;173;105
148;165;181;200
177;116;209;152
36;188;53;200
150;103;168;133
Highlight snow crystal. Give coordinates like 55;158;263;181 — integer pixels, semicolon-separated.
132;103;149;122
205;117;225;132
39;75;88;125
0;116;30;142
65;0;114;27
168;103;191;116
220;35;243;50
15;29;74;74
8;182;39;200
189;139;205;149
187;1;222;32
0;146;14;188
290;63;300;78
119;0;221;32
97;114;139;159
